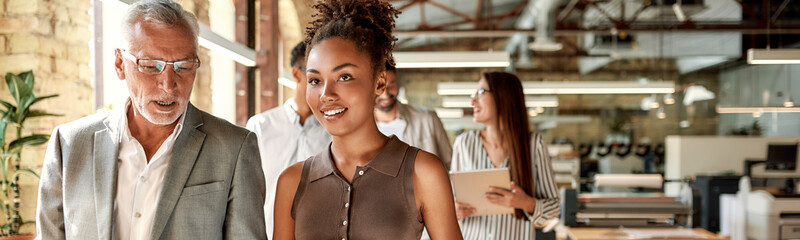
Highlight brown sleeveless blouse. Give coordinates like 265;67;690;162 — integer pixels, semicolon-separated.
290;136;424;240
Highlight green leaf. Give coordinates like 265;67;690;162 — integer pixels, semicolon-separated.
19;220;34;228
30;94;59;106
8;134;49;153
1;109;17;126
0;114;8;149
4;73;20;104
18;108;30;123
18;96;35;115
6;72;33;122
19;71;34;90
13;169;39;179
24;110;62;120
0;100;13;112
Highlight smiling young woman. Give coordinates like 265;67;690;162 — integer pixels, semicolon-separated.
271;1;462;240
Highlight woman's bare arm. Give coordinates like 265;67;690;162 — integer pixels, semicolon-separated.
414;151;463;240
273;161;304;240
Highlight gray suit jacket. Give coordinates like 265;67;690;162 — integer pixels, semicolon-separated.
396;103;452;170
35;104;267;240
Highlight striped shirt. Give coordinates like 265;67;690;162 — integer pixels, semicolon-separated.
451;130;560;240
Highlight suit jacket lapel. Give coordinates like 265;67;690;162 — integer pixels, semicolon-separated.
149;104;206;240
397;104;416;141
94;114;121;240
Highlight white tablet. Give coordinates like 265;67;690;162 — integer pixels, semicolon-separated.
450;168;514;216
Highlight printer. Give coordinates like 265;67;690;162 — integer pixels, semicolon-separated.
560;174;694;228
746;191;800;240
743;144;800;240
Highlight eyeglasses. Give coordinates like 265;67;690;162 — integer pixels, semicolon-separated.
121;50;200;75
470;88;491;100
298;66;306;71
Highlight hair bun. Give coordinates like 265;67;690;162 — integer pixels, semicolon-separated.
306;0;400;72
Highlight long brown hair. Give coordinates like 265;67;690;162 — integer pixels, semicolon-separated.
483;71;532;220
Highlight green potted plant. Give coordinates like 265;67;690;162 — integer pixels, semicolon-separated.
0;70;60;239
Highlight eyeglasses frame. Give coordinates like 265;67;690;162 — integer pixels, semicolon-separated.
120;49;201;75
471;88;491;100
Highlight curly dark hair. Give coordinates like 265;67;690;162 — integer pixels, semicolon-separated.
305;0;400;75
289;41;307;67
384;59;396;73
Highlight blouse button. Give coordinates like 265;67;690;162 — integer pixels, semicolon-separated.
343;220;348;226
345;202;349;208
358;170;364;176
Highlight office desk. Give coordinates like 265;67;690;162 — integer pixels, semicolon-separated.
566;227;726;240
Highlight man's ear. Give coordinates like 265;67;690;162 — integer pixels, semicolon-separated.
375;71;387;95
291;66;303;84
114;48;126;80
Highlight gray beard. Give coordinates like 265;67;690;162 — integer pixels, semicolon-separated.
376;97;397;112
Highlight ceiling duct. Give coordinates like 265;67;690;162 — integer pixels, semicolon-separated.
579;0;741;74
505;1;536;68
529;0;564;52
655;0;706;21
583;0;707;28
505;0;566;69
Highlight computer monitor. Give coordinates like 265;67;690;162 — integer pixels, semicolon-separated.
765;144;798;171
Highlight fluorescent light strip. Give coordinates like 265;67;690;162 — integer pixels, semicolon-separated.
747;59;800;64
747;49;800;65
437;81;675;95
278;77;296;89
108;0;257;67
531;115;592;123
717;106;800;114
396;62;509;68
523;88;674;94
394;51;510;69
434;108;464;119
442;96;558;108
198;25;257;66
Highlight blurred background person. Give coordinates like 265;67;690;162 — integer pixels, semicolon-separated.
451;71;560;239
246;42;331;238
375;62;452;169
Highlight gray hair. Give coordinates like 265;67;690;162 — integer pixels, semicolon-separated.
121;0;200;48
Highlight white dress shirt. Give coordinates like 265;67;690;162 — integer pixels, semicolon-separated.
113;101;184;240
377;104;452;169
376;117;407;141
246;99;331;238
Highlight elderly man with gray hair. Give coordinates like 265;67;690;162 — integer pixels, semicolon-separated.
35;0;266;239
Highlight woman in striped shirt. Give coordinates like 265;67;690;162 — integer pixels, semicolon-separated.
451;71;560;240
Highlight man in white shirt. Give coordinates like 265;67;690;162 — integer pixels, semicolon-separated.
35;1;266;239
246;41;331;238
375;61;452;169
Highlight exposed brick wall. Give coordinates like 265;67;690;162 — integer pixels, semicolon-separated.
0;0;94;233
